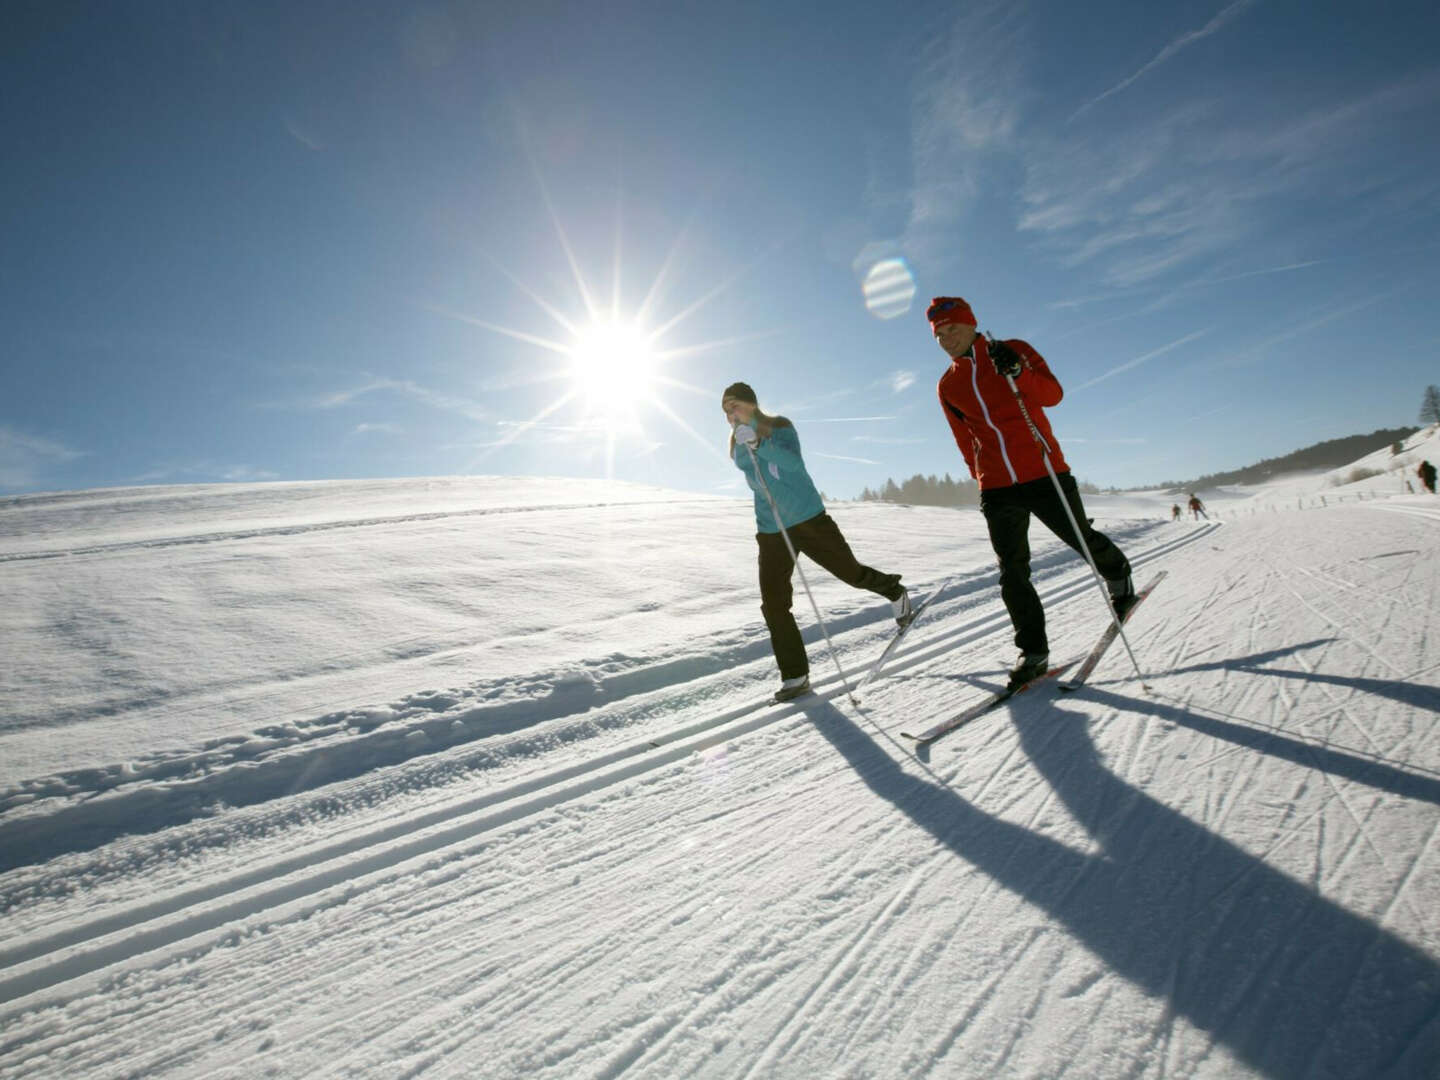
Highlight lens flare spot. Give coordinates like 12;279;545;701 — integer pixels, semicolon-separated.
861;258;916;320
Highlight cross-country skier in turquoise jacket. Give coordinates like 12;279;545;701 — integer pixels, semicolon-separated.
722;381;912;702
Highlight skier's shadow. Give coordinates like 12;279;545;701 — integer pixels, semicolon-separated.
1077;683;1440;807
798;697;1440;1079
1159;639;1440;714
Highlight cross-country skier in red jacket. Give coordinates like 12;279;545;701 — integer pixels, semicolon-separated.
929;296;1135;689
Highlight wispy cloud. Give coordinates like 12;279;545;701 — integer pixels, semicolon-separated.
129;462;281;484
353;422;402;436
278;378;493;422
889;370;916;393
1021;67;1440;291
221;465;281;482
793;415;899;423
904;3;1024;253
812;452;882;466
851;435;929;446
1073;329;1209;391
0;426;86;490
1212;290;1398;368
1072;0;1259;120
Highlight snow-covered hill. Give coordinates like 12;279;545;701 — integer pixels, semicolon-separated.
2;468;1438;1078
1163;424;1440;516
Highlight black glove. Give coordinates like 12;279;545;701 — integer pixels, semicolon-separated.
988;338;1023;378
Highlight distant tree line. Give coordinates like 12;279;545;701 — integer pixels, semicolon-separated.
858;473;980;507
856;473;1100;507
1158;427;1416;491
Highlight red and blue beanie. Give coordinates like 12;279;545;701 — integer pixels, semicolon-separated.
926;297;976;333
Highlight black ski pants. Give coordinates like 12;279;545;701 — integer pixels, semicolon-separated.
757;512;900;680
981;472;1131;656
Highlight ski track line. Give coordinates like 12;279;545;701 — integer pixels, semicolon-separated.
19;758;755;1078
1368;504;1440;524
0;523;1220;1018
0;498;726;564
735;868;928;1080
9;733;862;1076
926;925;1047;1074
1256;640;1435;934
1375;814;1440;951
0;703;820;1013
1259;552;1409;682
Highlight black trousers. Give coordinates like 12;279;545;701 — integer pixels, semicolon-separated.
758;512;900;680
981;472;1131;655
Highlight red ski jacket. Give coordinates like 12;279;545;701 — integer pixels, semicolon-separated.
937;336;1069;490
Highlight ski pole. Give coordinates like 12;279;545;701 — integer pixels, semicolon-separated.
993;344;1148;687
743;440;858;707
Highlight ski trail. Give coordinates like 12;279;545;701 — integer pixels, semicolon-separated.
0;497;726;563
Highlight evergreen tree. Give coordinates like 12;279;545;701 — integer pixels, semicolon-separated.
1421;385;1440;426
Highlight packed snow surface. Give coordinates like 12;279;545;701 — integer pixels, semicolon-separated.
2;454;1438;1077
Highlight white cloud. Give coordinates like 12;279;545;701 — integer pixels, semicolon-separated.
904;4;1025;247
282;378;492;422
1072;330;1209;392
1073;0;1259;119
221;466;281;482
812;452;882;466
0;426;86;490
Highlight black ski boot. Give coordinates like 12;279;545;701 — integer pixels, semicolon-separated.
1108;575;1138;621
774;675;811;703
1007;652;1050;691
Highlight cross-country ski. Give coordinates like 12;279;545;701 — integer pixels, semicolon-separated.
900;660;1075;744
1059;570;1168;692
851;575;955;700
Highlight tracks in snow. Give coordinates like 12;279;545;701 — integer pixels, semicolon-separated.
0;497;723;564
0;523;1221;1017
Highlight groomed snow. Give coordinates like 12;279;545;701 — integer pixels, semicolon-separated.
2;453;1438;1078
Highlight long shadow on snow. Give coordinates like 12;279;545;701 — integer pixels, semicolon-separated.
799;699;1440;1079
1162;656;1440;714
1079;683;1440;807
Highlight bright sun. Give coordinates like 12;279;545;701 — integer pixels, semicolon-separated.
568;321;658;412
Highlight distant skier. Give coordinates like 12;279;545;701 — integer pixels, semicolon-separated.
722;382;912;702
927;297;1135;691
1171;503;1182;521
1418;460;1437;494
1188;493;1208;520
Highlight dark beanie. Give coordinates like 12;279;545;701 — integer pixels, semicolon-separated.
722;381;757;406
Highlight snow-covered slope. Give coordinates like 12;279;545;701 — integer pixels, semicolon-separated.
2;473;1437;1078
1165;425;1440;515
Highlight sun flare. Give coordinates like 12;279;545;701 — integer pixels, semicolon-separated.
568;320;658;413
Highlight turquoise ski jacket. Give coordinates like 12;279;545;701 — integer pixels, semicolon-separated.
732;422;825;534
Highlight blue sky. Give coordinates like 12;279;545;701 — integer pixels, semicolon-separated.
3;0;1439;498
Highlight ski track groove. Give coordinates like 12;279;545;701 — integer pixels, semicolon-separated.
0;498;727;565
306;743;887;1077
928;925;1046;1074
1255;552;1438;931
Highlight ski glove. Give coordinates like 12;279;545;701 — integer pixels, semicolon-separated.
733;424;758;447
989;339;1023;378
